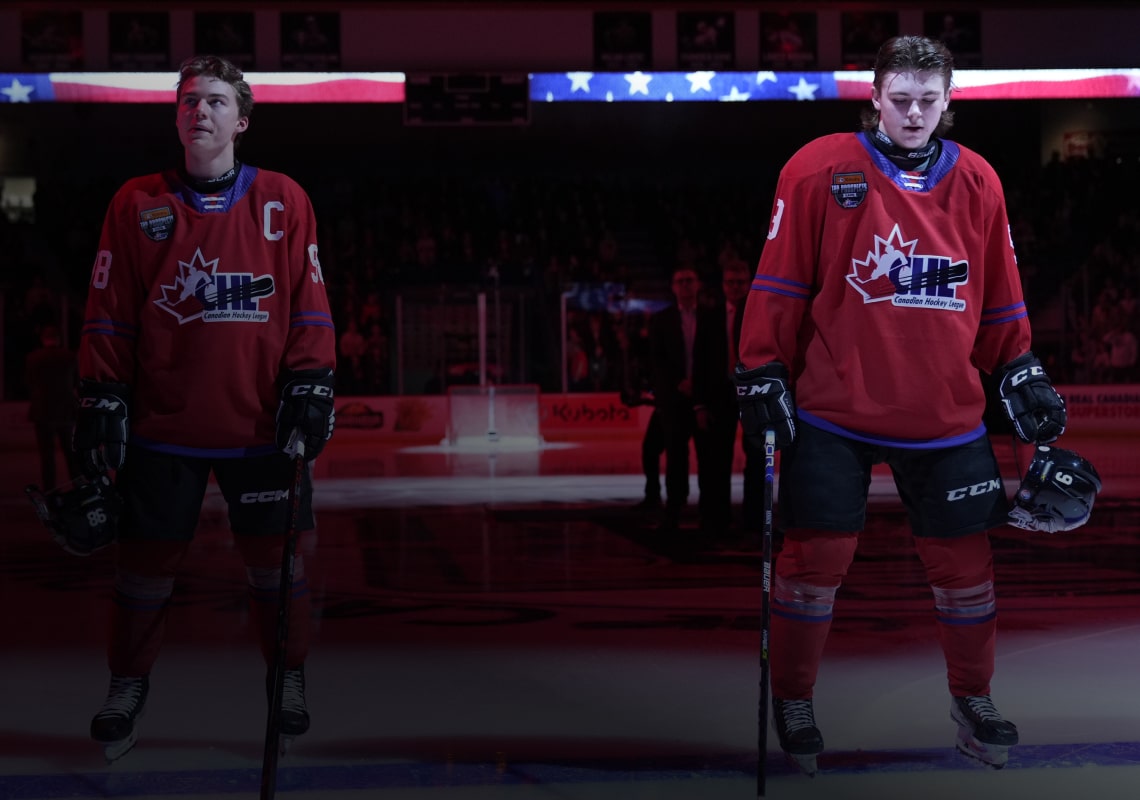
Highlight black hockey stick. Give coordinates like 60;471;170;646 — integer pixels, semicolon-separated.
758;428;776;798
260;442;306;800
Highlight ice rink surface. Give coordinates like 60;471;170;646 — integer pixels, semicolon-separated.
2;428;1138;800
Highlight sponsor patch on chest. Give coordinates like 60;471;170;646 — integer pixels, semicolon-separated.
139;206;175;241
830;172;868;209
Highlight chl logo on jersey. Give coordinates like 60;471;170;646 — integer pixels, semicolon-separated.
154;247;276;324
846;224;968;310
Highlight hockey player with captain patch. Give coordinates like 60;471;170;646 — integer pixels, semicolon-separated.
734;35;1096;777
74;55;335;764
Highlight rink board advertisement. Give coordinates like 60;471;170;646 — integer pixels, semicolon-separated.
329;392;647;442
1055;385;1140;433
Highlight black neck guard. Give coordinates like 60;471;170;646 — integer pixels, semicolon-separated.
870;129;940;171
180;162;241;193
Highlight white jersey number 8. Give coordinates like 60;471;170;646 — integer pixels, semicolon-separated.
92;250;112;289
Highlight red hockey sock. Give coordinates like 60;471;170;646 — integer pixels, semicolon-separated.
771;529;858;699
914;533;997;696
107;541;189;676
235;535;312;669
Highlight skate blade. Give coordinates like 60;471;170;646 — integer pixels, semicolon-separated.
102;730;139;764
955;729;1010;769
785;751;819;777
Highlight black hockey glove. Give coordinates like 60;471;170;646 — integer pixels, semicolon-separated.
997;351;1066;444
276;368;335;460
735;362;797;450
73;380;130;476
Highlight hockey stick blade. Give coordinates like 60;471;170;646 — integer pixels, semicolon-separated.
896;260;968;292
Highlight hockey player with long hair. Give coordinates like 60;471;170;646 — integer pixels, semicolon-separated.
74;54;336;762
735;35;1068;774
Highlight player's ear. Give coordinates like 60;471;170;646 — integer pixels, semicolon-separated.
236;116;249;133
870;87;881;111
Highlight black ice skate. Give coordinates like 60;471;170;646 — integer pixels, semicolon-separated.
951;695;1019;768
267;665;310;754
773;697;824;776
90;675;149;763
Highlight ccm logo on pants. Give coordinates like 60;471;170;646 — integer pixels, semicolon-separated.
945;479;1001;502
240;490;291;504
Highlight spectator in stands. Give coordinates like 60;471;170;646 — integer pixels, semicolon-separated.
566;326;591;391
25;324;80;490
1103;317;1138;382
337;318;367;395
363;322;390;394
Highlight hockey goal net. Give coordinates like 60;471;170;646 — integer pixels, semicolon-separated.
444;384;542;449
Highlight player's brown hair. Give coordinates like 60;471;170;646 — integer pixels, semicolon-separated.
176;55;254;146
860;35;956;138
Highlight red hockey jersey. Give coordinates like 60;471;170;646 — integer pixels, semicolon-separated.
738;132;1031;445
79;166;336;456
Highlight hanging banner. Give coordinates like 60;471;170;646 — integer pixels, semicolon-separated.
677;11;735;70
280;11;341;70
841;11;898;68
925;10;982;67
109;12;170;71
21;10;83;70
594;11;652;70
195;12;256;70
760;12;817;69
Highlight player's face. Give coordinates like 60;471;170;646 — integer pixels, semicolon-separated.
871;70;949;151
176;76;249;155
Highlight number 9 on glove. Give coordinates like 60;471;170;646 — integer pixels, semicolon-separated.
276;368;335;460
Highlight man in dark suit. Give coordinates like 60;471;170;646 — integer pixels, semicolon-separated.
693;259;762;542
648;266;703;526
620;306;665;509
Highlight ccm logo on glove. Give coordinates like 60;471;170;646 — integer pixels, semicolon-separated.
276;368;336;460
738;382;777;397
1007;364;1044;387
80;396;126;411
997;352;1066;444
289;384;333;398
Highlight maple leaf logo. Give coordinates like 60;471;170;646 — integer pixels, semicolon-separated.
846;225;919;302
155;248;219;324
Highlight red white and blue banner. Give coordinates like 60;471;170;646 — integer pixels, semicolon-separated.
528;69;1140;103
0;71;405;103
2;68;1140;104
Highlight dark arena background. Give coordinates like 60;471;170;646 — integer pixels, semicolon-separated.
1;2;1139;799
